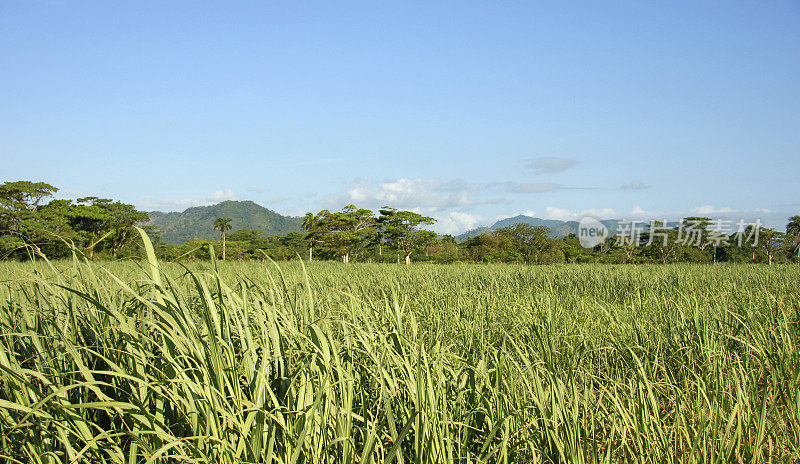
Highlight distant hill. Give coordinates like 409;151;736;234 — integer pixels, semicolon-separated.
456;215;620;242
147;200;303;245
455;227;494;241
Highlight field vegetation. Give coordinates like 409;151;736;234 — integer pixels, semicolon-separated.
1;232;799;463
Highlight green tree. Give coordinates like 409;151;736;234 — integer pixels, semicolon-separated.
281;232;308;260
462;233;518;263
227;229;262;242
73;197;113;258
0;182;148;260
377;207;436;265
15;199;78;258
494;223;553;263
213;217;233;260
72;197;149;258
0;181;58;212
104;202;150;257
317;206;376;263
302;211;324;262
428;239;461;263
440;234;457;245
0;182;72;258
673;217;713;263
786;215;800;264
758;227;786;265
640;221;681;264
0;180;59;235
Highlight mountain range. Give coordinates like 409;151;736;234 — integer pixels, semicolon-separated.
455;215;620;242
146;201;303;245
145;201;621;245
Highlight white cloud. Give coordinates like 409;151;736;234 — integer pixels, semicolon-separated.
543;206;574;221
207;189;238;203
140;188;240;211
326;178;491;211
324;178;512;234
436;212;486;235
521;209;536;217
622;180;650;190
523;157;577;174
324;178;531;234
690;205;737;215
581;207;618;218
629;205;661;218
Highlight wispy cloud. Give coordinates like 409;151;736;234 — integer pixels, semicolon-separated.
621;180;650;190
509;182;563;193
501;181;596;193
538;205;778;223
523;157;577;174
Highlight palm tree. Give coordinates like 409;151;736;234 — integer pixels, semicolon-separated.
787;215;800;264
302;212;319;262
213;217;232;260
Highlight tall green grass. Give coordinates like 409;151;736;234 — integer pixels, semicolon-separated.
1;232;799;463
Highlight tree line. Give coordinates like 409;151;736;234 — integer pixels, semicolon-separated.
2;180;799;264
186;210;800;265
0;181;149;259
163;205;437;264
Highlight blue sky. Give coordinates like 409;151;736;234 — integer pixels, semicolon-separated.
2;1;798;233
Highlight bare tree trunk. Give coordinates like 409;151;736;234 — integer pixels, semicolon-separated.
769;253;773;265
405;253;411;265
309;246;313;262
343;253;349;264
222;232;226;261
87;235;104;259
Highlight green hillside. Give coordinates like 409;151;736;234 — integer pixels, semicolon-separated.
147;200;303;244
457;215;619;242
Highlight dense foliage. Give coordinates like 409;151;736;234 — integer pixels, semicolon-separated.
0;181;149;260
1;233;799;462
165;215;800;265
2;180;798;265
